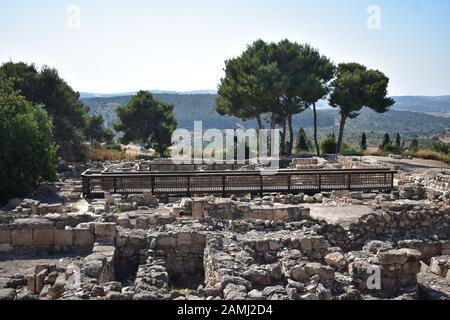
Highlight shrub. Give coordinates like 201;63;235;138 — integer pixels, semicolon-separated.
319;135;337;154
342;143;364;156
105;143;123;152
0;81;58;204
381;143;403;154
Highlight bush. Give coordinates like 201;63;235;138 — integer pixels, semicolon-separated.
105;143;123;152
342;143;364;156
0;82;58;204
380;143;403;154
319;135;337;154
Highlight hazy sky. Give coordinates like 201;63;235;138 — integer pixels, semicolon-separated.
1;0;449;96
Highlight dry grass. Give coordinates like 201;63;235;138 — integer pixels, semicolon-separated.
87;148;129;161
412;149;450;164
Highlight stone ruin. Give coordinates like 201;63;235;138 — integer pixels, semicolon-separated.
0;160;449;301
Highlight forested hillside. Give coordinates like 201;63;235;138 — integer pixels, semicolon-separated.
82;93;450;146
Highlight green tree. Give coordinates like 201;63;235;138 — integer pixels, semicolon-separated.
295;45;335;156
395;133;401;147
409;139;419;153
329;63;394;154
216;40;280;130
86;115;115;146
431;141;450;170
380;133;391;150
319;134;337;155
296;128;310;152
0;62;89;161
0;77;57;204
217;39;334;155
114;91;177;157
360;132;368;151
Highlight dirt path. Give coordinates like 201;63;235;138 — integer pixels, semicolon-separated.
362;155;449;172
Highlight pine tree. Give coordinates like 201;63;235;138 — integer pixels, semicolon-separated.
395;133;401;147
296;128;310;152
409;139;419;153
360;132;367;151
380;133;391;150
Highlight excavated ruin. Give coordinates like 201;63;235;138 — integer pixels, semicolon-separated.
0;157;449;301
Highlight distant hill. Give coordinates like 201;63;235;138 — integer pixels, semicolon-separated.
79;90;217;99
390;95;450;113
82;93;450;146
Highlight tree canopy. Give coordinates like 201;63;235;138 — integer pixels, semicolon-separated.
86;114;114;146
216;39;335;155
216;39;280;129
114;91;177;157
329;63;394;153
0;62;90;161
0;76;57;204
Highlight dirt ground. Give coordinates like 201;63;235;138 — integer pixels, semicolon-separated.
362;155;449;172
304;204;373;227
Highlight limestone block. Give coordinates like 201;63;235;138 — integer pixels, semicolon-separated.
94;223;117;239
36;269;49;294
54;229;74;246
274;208;288;220
378;249;421;265
192;201;204;220
117;214;131;227
33;228;54;246
0;229;11;243
0;244;13;253
74;228;94;246
176;233;192;246
27;276;36;294
255;240;269;252
47;203;63;213
156;235;176;250
305;263;335;283
11;229;33;246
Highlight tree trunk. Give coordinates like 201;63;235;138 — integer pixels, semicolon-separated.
270;113;276;130
336;114;348;154
281;115;287;155
287;114;294;155
312;103;320;156
256;115;264;130
269;113;277;156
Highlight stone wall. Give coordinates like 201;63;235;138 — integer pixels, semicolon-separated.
317;202;450;250
350;248;422;298
338;156;390;169
180;198;311;222
0;220;119;253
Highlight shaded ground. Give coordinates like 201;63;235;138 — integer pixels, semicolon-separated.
417;262;450;300
304;204;372;227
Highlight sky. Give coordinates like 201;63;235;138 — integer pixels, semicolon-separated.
0;0;449;96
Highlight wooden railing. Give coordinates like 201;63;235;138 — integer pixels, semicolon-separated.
82;168;396;198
